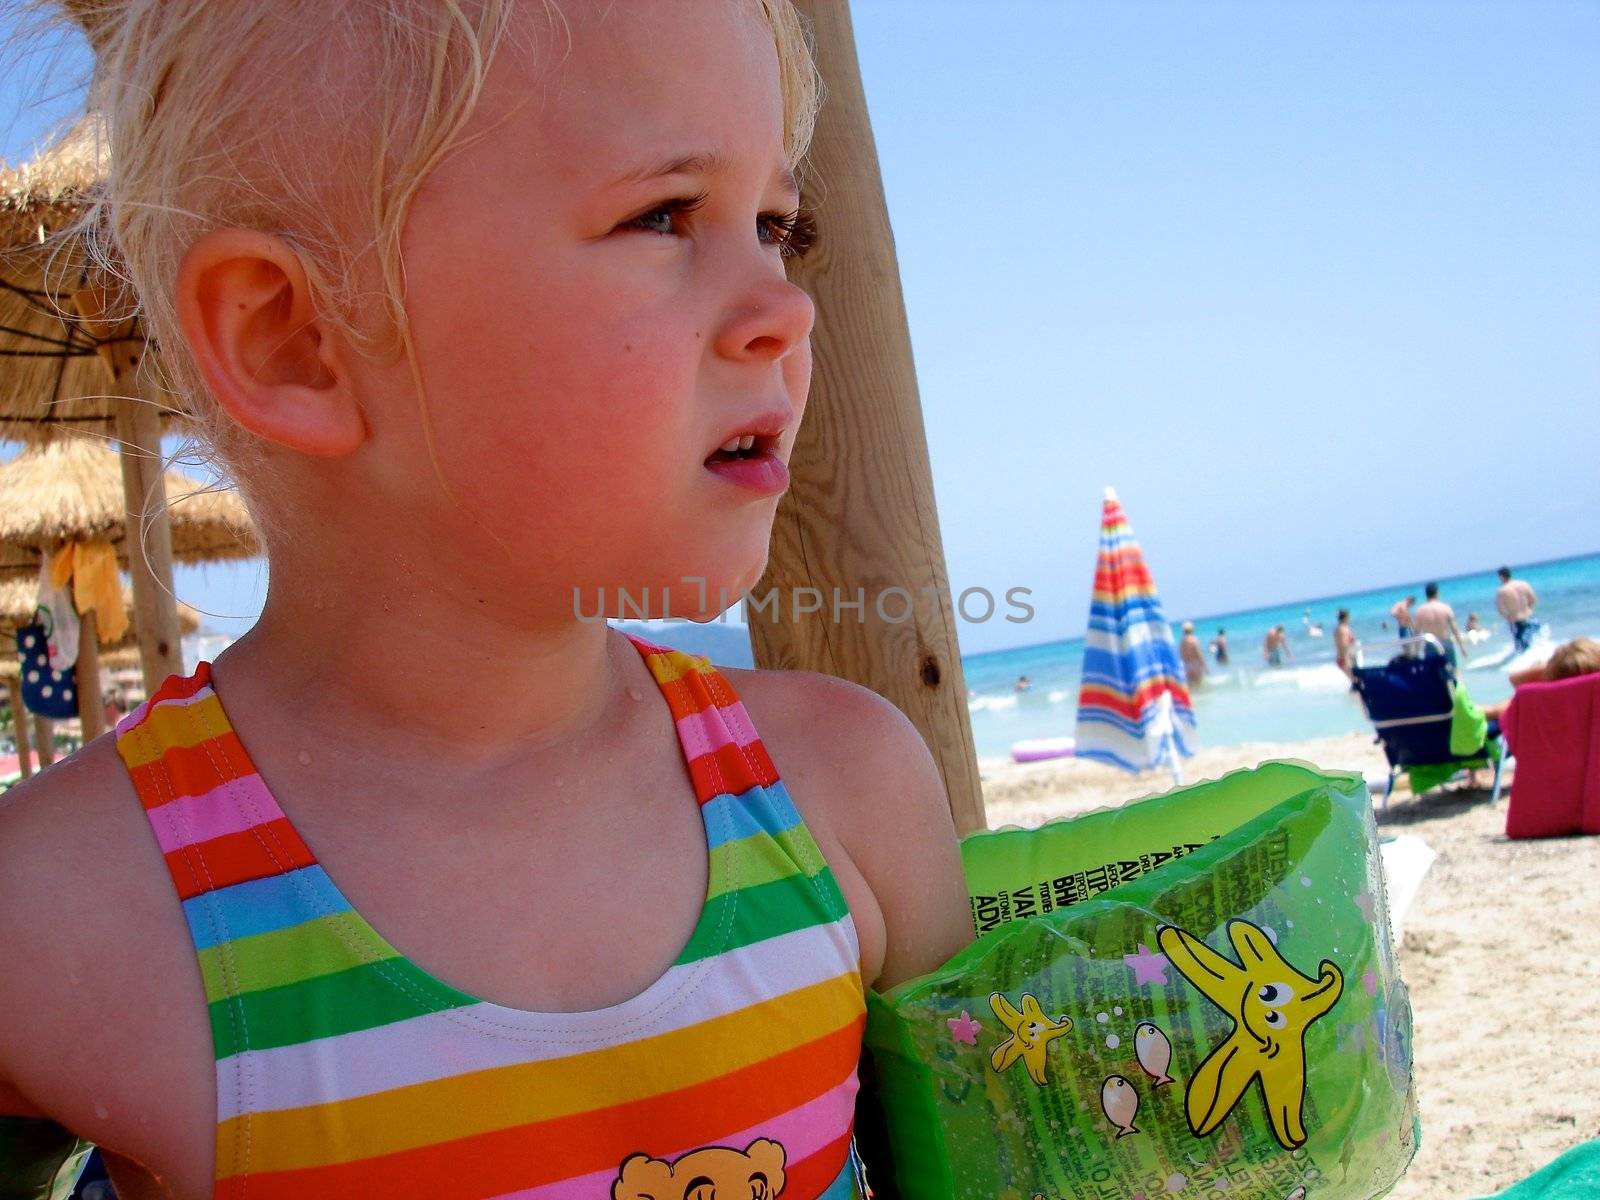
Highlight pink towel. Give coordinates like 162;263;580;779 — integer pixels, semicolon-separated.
1501;672;1600;839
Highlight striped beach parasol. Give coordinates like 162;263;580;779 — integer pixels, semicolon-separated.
1074;487;1196;780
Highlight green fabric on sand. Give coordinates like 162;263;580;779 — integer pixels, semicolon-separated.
1405;681;1501;796
1474;1140;1600;1198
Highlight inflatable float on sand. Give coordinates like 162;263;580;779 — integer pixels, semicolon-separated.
1009;736;1076;763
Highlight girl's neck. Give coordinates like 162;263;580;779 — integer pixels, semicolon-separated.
210;567;630;778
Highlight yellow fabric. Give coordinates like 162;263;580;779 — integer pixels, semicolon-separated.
49;541;129;644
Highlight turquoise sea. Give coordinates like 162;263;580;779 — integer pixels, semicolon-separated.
962;552;1600;761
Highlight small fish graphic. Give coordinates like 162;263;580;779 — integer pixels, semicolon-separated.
1134;1021;1175;1087
1101;1074;1141;1138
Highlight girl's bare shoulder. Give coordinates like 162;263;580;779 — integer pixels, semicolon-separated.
719;665;974;988
0;736;213;1145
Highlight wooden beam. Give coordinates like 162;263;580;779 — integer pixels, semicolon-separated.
74;608;105;741
6;675;33;779
71;287;185;692
749;1;985;834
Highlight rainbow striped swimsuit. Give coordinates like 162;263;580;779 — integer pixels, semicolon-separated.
114;633;867;1198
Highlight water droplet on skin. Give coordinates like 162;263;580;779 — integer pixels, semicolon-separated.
93;1102;109;1120
297;750;311;766
627;687;644;702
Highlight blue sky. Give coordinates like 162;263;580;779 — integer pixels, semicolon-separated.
5;2;1597;654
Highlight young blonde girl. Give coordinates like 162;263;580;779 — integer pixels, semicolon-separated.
0;3;973;1196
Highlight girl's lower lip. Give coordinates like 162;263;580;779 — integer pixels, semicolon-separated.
703;449;790;496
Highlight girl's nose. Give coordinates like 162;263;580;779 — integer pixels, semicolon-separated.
713;275;815;365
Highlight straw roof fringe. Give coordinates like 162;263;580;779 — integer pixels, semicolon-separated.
0;115;106;232
1;119;189;441
0;436;258;576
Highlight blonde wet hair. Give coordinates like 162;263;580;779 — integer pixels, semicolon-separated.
1547;637;1600;682
13;0;821;518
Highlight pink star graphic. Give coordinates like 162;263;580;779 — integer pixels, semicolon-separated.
947;1010;982;1045
1125;943;1170;986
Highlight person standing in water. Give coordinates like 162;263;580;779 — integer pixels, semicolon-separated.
1333;609;1359;678
1211;628;1231;666
1495;566;1539;652
1412;582;1469;665
1263;625;1292;667
1179;622;1207;688
1390;595;1418;641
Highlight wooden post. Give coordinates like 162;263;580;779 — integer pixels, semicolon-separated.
750;1;985;834
6;675;33;779
34;716;55;767
72;287;184;691
74;609;105;742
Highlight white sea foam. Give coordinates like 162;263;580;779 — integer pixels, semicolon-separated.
1248;663;1353;692
968;692;1019;713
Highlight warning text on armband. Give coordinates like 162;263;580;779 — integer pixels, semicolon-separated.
971;840;1217;934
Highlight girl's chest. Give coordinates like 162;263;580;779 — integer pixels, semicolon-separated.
82;770;777;1192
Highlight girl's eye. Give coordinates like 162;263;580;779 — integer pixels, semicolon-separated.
759;206;819;259
622;193;708;238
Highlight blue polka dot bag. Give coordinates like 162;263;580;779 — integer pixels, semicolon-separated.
15;624;79;718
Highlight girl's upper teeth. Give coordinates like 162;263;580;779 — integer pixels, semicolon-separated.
719;435;758;453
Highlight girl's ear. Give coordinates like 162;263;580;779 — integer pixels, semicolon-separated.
175;229;367;457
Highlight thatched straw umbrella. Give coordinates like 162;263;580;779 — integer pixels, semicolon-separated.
0;435;256;742
1;117;198;699
0;437;257;573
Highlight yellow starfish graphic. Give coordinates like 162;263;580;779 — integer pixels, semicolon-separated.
988;992;1073;1086
1157;920;1343;1150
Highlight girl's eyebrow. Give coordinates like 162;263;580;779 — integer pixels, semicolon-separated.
601;151;800;204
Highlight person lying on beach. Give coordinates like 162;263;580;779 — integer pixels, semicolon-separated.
0;5;974;1196
1481;638;1600;722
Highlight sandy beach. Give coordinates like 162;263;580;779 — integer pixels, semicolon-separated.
979;735;1597;1200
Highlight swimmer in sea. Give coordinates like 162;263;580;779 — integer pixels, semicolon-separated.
1263;625;1291;667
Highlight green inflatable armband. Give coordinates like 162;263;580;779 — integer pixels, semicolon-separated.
865;762;1418;1200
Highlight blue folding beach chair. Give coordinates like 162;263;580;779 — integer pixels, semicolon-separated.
1352;636;1506;811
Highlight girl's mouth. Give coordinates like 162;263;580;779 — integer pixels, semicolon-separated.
703;433;788;496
